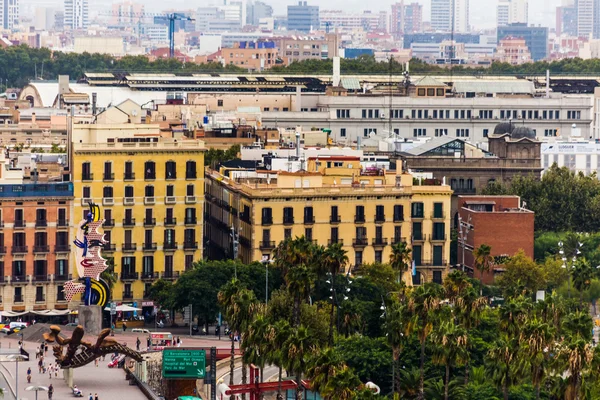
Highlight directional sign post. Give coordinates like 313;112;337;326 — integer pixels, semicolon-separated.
162;349;206;379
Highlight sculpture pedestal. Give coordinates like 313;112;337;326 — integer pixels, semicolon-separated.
64;368;74;388
78;305;102;336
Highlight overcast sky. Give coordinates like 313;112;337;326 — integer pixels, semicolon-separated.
25;0;561;30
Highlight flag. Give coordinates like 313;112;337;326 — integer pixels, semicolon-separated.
412;260;416;276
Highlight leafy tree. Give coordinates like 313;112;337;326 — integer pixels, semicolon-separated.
496;250;546;298
572;258;594;304
146;279;174;309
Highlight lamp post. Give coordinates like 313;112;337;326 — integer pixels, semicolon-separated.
380;297;394;396
8;354;28;400
558;239;583;298
261;257;273;306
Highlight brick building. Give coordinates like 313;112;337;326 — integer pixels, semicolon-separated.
457;195;534;284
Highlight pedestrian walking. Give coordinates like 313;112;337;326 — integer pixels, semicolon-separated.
38;358;43;373
48;384;53;400
45;343;48;355
55;363;59;377
122;321;127;332
136;337;141;351
89;393;93;400
48;363;52;379
27;367;32;383
94;393;99;400
95;357;99;367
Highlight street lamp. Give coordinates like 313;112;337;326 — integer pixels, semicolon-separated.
8;354;28;400
261;256;273;306
26;385;49;400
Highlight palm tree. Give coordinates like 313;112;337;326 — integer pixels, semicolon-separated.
499;296;532;337
273;236;316;281
286;264;314;326
217;279;243;385
320;366;361;400
285;325;318;400
431;321;469;400
572;258;593;304
398;367;421;399
519;318;554;400
486;334;519;400
454;286;487;385
473;244;493;296
232;288;260;394
560;337;593;400
407;283;443;400
267;319;291;400
442;270;470;304
390;241;411;284
322;242;348;345
306;347;344;395
383;297;408;396
242;309;271;383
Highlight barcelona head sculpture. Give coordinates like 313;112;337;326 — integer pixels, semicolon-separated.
64;203;110;307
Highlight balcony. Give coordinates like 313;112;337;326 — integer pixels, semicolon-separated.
420;260;448;267
304;216;315;225
55;274;72;282
393;215;404;223
391;237;408;245
185;196;197;204
145;173;156;181
183;241;198;250
283;218;294;225
163;242;178;251
35;295;46;303
103;243;116;252
14;295;23;303
121;272;138;282
261;218;273;226
372;237;388;246
35;219;48;228
144;218;156;227
452;188;477;195
33;245;50;253
123;218;136;227
431;234;447;242
411;214;425;220
103;172;115;181
374;215;386;223
412;234;426;242
55;244;71;253
34;274;50;282
103;198;115;206
162;271;180;280
352;238;368;247
143;242;158;251
164;217;177;226
354;215;366;224
12;246;28;254
165;196;176;205
328;238;343;245
103;219;115;228
330;215;341;224
57;219;69;228
82;173;94;182
57;293;66;302
0;246;5;254
123;292;134;300
144;197;156;205
12;275;26;284
124;197;135;206
259;241;276;250
431;212;446;220
141;272;158;281
185;217;197;226
124;172;135;181
122;243;137;252
14;220;26;229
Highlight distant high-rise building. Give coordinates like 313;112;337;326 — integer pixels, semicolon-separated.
576;0;600;38
391;1;422;36
64;0;88;29
287;1;319;33
247;1;273;26
111;1;145;25
556;4;577;36
497;23;548;60
431;0;469;33
497;0;528;26
0;0;19;30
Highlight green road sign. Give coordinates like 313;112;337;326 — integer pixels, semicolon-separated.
162;349;206;379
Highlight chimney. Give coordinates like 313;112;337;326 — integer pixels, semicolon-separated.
546;69;550;98
332;56;341;87
295;129;301;158
295;86;302;112
92;92;97;115
31;112;36;125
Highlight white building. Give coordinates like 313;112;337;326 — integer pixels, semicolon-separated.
576;0;595;38
541;139;600;176
497;0;528;26
431;0;469;32
1;0;19;30
319;10;386;33
143;24;169;44
63;0;88;29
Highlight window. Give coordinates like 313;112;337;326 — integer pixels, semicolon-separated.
375;205;385;222
391;109;403;118
305;228;313;241
336;109;350;118
417;88;426;96
103;162;113;180
185;255;194;270
412;245;422;266
544;129;558;137
283;207;294;224
304;207;314;224
427;88;435;96
55;259;68;277
13;261;25;279
413;128;426;137
483;129;489;138
145;185;154;197
125;186;134;198
165;161;177;179
187;184;195;196
364;128;377;137
355;205;365;223
262;229;271;244
330;227;339;243
81;162;91;180
434;128;448;137
456;128;469;137
186;161;197;179
331;206;340;223
184;228;196;244
143;256;154;276
567;110;581;119
122;257;135;275
217;99;223;107
393;205;404;222
433;203;443;219
124;161;134;179
34;259;47;278
355;251;363;267
36;209;47;223
433;245;443;266
284;229;292;239
166;185;174;197
340;128;346;137
413;222;423;241
165;255;174;274
262;208;273;225
436;88;444;96
144;161;156;180
14;287;23;302
433;222;445;240
394;226;402;243
103;186;113;198
411;202;424;218
57;285;66;301
375;250;382;263
83;187;91;198
433;270;442;284
185;208;197;224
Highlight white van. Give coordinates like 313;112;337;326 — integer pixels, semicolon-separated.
131;328;150;334
9;322;27;330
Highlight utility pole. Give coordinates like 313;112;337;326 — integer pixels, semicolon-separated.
231;226;238;278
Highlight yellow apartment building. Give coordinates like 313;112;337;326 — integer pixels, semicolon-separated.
72;139;205;308
205;157;452;284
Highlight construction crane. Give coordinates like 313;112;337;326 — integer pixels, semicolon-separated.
100;11;194;58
